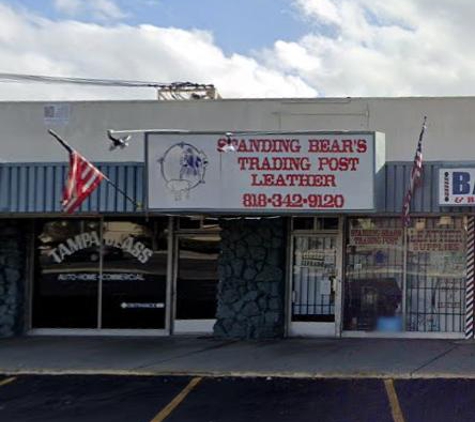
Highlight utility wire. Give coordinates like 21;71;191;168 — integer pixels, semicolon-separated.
0;72;215;90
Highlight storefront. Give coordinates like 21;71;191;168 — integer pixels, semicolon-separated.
29;217;220;335
1;98;475;340
287;214;468;339
19;213;470;339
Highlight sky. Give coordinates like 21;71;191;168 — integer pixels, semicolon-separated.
0;0;474;100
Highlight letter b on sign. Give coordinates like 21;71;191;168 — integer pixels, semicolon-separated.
453;172;471;194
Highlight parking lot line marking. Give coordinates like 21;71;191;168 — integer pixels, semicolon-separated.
0;377;16;387
150;377;202;422
384;379;405;422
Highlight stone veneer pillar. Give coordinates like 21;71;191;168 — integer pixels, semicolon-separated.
0;221;26;337
214;218;286;339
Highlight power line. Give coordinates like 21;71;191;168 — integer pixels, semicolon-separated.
0;72;210;89
0;72;220;99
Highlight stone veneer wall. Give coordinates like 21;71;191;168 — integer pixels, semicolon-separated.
214;218;286;339
0;221;26;337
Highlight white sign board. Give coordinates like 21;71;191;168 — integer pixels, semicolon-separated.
146;132;384;212
439;168;475;206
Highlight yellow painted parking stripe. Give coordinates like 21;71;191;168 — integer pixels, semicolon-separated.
384;379;405;422
150;377;202;422
0;377;16;387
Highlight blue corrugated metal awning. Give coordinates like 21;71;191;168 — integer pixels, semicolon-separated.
0;162;144;214
1;161;474;215
383;161;475;214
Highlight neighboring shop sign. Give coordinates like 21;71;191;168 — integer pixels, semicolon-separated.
349;228;403;246
439;168;475;205
146;132;385;212
407;229;465;252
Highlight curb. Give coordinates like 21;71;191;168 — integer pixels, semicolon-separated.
1;368;475;380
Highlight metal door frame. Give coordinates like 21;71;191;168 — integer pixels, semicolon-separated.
288;218;344;337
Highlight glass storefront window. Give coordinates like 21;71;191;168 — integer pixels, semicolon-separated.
33;218;169;330
292;217;314;231
344;218;404;331
406;217;467;332
292;217;339;231
319;218;339;231
33;220;101;328
178;217;220;231
344;216;468;333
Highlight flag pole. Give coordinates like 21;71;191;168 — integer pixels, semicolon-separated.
401;116;427;226
48;129;73;153
47;130;141;210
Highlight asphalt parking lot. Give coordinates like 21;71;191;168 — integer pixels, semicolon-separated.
0;374;474;422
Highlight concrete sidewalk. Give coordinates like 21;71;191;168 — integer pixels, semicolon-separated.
0;336;474;378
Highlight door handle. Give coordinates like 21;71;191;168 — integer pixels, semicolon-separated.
292;290;297;303
330;275;337;289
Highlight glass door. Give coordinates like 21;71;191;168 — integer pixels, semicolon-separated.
100;220;168;330
290;234;339;336
174;234;220;334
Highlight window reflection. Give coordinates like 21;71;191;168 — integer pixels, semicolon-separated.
101;219;168;329
292;235;337;322
33;220;100;328
344;218;404;331
406;217;466;332
33;218;169;330
176;234;220;320
344;217;467;333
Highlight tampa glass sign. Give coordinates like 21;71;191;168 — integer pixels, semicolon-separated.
48;231;153;264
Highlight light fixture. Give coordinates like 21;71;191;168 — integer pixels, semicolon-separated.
437;216;453;226
107;130;131;151
415;219;425;230
218;132;236;153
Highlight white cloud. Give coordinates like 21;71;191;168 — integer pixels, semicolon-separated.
262;0;475;96
0;4;316;100
4;1;475;100
54;0;81;16
294;0;340;25
53;0;126;20
93;0;126;20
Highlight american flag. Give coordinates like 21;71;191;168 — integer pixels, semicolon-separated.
62;150;105;214
402;117;427;227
